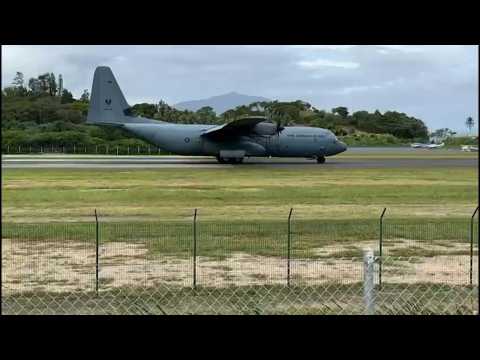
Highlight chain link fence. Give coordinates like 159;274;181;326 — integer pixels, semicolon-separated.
2;208;478;315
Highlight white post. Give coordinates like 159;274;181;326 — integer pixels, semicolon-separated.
363;249;376;315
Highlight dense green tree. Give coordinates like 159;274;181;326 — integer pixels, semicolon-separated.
48;73;57;96
10;72;28;96
60;89;75;104
465;116;475;135
131;103;157;118
12;72;25;88
332;106;349;118
80;89;90;103
38;73;50;93
196;106;216;122
28;78;42;94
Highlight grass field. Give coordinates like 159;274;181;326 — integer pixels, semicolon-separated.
2;157;478;222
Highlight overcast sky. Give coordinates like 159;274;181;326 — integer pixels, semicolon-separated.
2;45;478;132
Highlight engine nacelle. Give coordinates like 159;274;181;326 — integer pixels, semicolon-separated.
252;122;278;136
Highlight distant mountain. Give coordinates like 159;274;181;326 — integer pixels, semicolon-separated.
174;92;271;115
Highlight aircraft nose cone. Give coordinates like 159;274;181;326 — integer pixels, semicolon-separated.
337;141;347;154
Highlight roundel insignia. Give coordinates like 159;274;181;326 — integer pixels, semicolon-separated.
105;99;112;105
184;137;191;143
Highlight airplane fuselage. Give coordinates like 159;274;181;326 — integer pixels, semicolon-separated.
121;123;347;158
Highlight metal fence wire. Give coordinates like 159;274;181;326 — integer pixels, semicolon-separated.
1;208;478;315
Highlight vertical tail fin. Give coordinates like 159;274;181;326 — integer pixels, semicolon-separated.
87;66;132;125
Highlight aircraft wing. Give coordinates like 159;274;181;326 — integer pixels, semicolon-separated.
201;116;268;138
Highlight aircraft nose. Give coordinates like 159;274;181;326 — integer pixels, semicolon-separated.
337;141;347;154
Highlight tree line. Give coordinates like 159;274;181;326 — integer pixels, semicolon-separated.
2;71;432;150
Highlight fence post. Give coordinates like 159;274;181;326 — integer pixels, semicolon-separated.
379;207;387;289
116;146;119;156
95;209;99;296
287;208;293;287
363;248;376;315
193;208;198;289
7;145;9;154
470;206;479;287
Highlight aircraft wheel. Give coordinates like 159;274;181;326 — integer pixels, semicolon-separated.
316;156;326;164
217;157;244;164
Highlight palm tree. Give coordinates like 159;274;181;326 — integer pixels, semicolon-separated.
465;116;475;136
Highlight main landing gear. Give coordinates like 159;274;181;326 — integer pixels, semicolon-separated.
316;156;326;164
216;156;244;164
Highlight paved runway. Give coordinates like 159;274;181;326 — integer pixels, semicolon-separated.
2;153;477;169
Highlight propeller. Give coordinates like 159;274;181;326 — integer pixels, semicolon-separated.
276;121;285;134
264;108;284;135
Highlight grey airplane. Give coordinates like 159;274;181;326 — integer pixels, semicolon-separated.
87;66;347;163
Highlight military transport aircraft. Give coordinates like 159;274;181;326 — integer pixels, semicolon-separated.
87;66;347;164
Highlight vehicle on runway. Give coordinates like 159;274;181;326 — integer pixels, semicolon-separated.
410;142;445;149
86;67;347;164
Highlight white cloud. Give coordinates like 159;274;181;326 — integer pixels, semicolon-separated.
297;59;360;69
290;45;358;51
377;45;426;53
